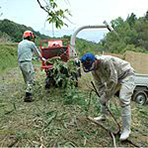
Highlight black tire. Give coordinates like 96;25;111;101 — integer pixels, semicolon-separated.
45;77;55;89
45;77;51;89
132;91;147;105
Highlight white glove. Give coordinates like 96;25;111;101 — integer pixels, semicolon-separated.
41;57;47;62
101;104;109;115
100;93;108;106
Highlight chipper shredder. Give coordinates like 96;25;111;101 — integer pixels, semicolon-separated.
39;39;77;88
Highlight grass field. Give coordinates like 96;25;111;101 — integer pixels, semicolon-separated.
0;43;148;147
0;63;148;147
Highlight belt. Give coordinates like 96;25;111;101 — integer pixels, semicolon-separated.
19;61;31;63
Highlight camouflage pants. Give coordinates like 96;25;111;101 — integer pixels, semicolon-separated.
19;61;35;94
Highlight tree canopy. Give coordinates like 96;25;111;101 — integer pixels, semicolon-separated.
99;11;148;53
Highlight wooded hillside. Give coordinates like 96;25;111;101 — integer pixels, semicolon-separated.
99;11;148;53
0;19;50;42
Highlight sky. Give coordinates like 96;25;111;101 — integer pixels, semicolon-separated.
0;0;148;42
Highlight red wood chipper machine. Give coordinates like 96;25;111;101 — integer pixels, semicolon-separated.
39;38;79;88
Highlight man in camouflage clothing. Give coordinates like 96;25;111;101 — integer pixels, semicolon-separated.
81;53;135;141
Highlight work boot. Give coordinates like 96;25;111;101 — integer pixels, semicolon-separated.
24;92;34;102
94;114;106;121
120;106;131;141
120;128;131;141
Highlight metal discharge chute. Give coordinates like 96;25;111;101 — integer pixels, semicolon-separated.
69;21;113;59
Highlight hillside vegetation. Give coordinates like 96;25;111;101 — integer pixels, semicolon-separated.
1;10;148;56
99;11;148;53
0;19;50;42
0;43;17;73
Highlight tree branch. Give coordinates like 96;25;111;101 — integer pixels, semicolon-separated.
37;0;48;13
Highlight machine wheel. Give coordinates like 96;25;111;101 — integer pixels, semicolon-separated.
132;91;147;105
45;76;55;89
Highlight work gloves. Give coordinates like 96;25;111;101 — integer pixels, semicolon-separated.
99;92;109;106
41;57;47;62
99;92;110;115
101;104;109;115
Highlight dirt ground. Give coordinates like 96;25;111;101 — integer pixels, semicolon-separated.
104;51;148;74
125;51;148;74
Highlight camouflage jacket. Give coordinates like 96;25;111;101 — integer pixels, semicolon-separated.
92;55;134;103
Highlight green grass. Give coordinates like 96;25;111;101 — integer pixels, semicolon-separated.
0;43;147;147
0;43;18;73
0;65;148;147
